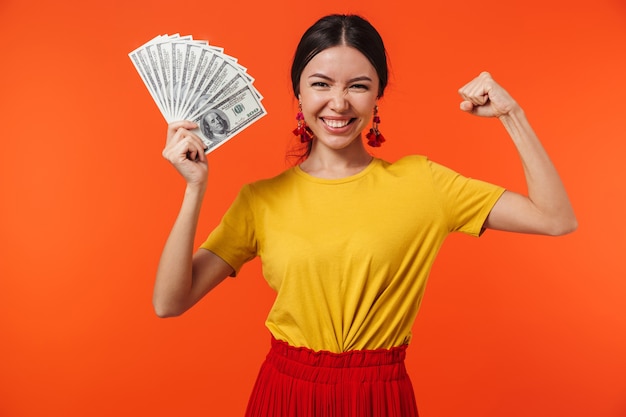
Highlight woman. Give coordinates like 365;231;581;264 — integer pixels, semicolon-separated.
155;14;576;417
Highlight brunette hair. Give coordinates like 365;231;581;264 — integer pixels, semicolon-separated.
290;14;388;98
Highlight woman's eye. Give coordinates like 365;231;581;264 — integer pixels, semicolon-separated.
311;82;329;88
350;84;368;90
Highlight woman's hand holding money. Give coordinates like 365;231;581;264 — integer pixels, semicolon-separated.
163;120;209;187
154;120;230;319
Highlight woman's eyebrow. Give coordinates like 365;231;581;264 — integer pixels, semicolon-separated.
308;73;333;81
347;76;373;83
307;74;373;83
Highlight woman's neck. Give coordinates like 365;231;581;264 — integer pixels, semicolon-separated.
299;143;373;179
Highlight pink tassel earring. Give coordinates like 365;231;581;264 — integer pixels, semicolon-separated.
366;105;385;147
293;102;314;143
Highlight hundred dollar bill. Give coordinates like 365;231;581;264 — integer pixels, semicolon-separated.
129;36;170;118
146;37;176;118
170;40;190;120
184;57;255;120
189;84;266;154
176;45;224;120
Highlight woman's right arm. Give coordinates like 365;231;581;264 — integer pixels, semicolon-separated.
153;121;234;318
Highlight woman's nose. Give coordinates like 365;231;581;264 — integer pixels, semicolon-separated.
329;87;349;112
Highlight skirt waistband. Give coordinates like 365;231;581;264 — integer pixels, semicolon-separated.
266;337;409;383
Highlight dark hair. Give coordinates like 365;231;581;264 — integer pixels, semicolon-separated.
290;14;388;98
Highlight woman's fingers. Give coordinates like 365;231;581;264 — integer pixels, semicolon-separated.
161;120;209;185
163;133;206;162
166;121;200;146
167;120;198;136
458;72;517;118
164;121;207;160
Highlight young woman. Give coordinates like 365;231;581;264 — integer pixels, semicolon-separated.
155;14;577;417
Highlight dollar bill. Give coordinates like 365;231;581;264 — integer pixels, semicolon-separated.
129;34;266;153
189;84;267;153
129;36;169;119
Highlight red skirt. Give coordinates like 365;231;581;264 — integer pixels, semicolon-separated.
244;337;419;417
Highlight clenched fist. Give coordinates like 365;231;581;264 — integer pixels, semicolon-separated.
162;120;209;186
458;72;519;118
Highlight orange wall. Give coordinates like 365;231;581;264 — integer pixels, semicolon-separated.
1;0;625;416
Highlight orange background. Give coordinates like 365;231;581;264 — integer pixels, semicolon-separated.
1;0;625;416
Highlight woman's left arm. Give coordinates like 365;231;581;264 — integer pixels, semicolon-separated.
458;72;577;236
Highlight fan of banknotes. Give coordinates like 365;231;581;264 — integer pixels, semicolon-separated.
129;34;266;154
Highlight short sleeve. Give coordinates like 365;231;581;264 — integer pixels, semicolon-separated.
200;184;257;276
427;159;506;236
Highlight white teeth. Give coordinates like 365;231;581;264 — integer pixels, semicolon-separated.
324;119;350;128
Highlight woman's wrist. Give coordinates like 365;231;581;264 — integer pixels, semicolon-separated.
498;102;524;123
185;181;208;199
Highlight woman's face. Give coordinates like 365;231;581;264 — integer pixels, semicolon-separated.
298;45;379;152
205;112;227;134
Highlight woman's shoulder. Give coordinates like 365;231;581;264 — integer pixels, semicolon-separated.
389;154;428;165
244;166;298;193
379;154;432;173
384;154;460;173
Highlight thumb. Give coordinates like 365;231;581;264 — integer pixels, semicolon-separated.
459;101;474;112
179;120;199;129
169;120;199;131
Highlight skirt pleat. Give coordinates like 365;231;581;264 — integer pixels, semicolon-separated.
244;337;419;417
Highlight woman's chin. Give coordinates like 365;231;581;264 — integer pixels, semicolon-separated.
313;135;364;152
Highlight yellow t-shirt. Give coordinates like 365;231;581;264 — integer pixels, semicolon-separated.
201;156;505;352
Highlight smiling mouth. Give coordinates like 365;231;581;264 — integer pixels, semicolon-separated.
322;118;355;128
